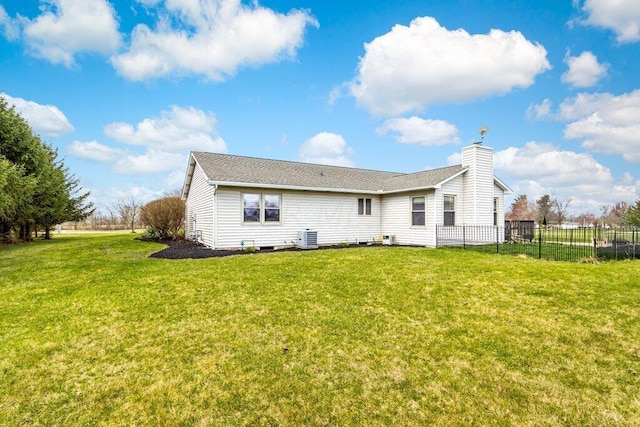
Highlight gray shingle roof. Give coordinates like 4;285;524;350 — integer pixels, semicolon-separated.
189;152;466;194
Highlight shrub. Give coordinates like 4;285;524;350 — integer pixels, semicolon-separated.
139;196;185;240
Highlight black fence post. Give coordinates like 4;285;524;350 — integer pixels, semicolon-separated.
496;226;499;254
538;227;542;259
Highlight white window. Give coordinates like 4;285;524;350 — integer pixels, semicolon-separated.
243;193;281;223
444;195;455;226
358;198;372;216
243;193;260;223
411;196;425;226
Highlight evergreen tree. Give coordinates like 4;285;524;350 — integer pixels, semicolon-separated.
628;200;640;227
536;194;553;225
1;95;93;241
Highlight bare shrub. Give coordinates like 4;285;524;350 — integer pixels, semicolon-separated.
140;196;185;239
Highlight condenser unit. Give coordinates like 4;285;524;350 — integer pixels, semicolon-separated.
382;234;396;245
297;230;318;249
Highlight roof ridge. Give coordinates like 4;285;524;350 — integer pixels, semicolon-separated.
190;151;470;194
192;151;402;175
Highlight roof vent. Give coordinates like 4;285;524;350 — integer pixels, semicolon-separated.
297;230;318;249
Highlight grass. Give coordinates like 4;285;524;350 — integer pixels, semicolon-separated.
1;233;639;425
464;241;598;262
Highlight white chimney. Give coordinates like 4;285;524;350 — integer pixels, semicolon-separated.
462;143;494;225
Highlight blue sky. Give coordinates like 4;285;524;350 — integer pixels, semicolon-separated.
1;0;639;215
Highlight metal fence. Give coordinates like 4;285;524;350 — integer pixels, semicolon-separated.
436;225;640;262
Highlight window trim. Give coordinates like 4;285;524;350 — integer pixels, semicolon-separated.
242;193;261;223
358;198;372;216
443;194;456;226
411;196;426;227
242;193;282;224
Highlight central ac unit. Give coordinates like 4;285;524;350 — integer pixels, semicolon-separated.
297;230;318;249
382;234;396;245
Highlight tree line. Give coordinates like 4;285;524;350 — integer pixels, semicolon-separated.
1;96;94;242
62;191;185;240
506;194;640;227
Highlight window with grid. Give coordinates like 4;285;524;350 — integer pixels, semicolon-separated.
412;196;425;226
443;195;455;226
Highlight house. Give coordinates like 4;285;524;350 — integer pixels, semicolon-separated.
181;143;511;250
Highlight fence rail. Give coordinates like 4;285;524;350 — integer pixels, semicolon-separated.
436;225;639;262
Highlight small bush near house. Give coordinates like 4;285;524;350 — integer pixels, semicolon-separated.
139;196;185;239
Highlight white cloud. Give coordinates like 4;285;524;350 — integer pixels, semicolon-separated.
579;0;640;43
527;91;640;163
67;140;125;162
494;141;638;211
298;132;354;167
165;169;187;189
376;117;460;146
495;141;612;186
350;16;550;116
20;0;121;66
558;91;640;162
0;5;20;40
561;51;608;88
328;86;343;106
104;105;228;153
526;98;553;121
1;92;74;137
102;105;227;175
111;149;186;175
111;0;317;81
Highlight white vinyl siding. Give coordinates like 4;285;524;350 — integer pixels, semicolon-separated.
215;188;382;249
462;144;495;225
438;176;464;225
185;162;215;247
493;184;506;241
380;191;435;246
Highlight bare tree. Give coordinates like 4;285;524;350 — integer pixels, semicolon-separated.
552;197;572;227
608;201;629;227
600;204;611;227
114;197;141;233
164;188;182;198
104;204;118;230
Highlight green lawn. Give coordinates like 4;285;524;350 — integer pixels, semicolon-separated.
1;233;639;426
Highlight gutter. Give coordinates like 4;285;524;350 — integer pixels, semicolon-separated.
208;180;385;195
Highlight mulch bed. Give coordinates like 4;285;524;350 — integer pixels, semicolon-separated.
148;239;248;259
146;239;381;259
